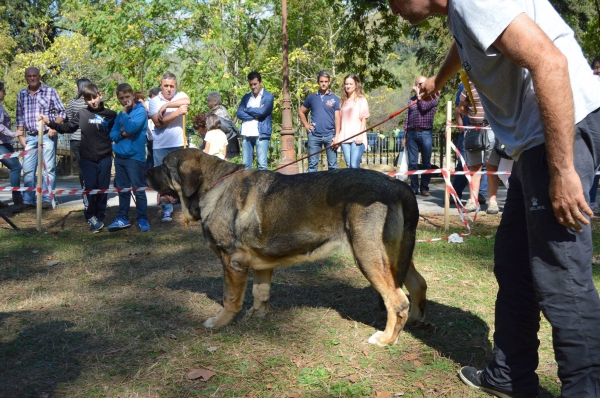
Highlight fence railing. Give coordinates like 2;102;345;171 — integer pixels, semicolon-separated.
2;129;461;177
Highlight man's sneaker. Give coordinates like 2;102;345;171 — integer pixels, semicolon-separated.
107;218;131;232
458;367;535;398
162;212;173;222
478;193;487;205
487;201;500;215
464;198;477;212
42;201;52;209
0;201;8;209
87;216;104;233
590;202;600;216
138;219;150;232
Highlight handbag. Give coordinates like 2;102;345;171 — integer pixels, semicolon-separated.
464;129;489;152
494;137;512;159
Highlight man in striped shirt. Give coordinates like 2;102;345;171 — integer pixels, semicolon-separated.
403;75;438;196
15;67;66;210
459;81;500;214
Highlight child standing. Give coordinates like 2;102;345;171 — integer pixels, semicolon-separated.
203;115;228;159
107;83;150;232
40;83;116;233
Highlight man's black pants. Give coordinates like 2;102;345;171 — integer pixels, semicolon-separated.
482;135;600;397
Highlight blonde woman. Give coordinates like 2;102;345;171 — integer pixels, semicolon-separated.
334;74;369;168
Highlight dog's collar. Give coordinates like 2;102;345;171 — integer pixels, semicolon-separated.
207;168;246;192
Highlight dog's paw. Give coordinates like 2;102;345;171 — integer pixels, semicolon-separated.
367;331;400;347
246;306;269;319
203;317;216;328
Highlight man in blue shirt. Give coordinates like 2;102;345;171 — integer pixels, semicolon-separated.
298;70;341;172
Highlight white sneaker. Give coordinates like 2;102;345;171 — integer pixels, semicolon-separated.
162;212;173;222
486;201;499;215
464;198;477;212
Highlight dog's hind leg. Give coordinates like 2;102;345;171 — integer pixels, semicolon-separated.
347;205;410;347
204;255;249;329
405;261;427;324
246;269;273;318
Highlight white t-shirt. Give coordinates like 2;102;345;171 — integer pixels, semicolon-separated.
448;0;600;160
148;91;189;149
204;129;228;159
144;99;155;141
241;89;263;137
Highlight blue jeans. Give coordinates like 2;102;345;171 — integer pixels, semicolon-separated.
406;129;432;193
307;133;337;172
153;146;183;214
341;142;364;169
242;136;270;170
114;156;147;221
0;143;23;202
80;156;112;222
22;134;57;205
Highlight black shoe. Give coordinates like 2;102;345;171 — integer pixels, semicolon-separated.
478;194;487;205
458;367;537;398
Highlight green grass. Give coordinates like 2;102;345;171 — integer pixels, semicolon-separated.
0;206;598;397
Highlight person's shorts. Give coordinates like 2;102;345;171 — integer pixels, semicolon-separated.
465;129;500;167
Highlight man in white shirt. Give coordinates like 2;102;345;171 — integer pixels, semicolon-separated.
387;0;600;396
148;73;190;222
236;71;274;170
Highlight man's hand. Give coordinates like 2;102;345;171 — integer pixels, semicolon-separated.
37;115;50;125
419;77;440;101
355;137;363;145
18;135;26;147
549;168;592;231
178;104;188;115
48;129;57;138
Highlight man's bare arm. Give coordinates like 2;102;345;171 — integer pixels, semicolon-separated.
298;105;312;131
493;12;589;230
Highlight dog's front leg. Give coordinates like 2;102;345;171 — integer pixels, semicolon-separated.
247;269;273;318
204;258;249;329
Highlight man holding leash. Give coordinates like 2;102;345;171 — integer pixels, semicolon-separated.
388;0;600;396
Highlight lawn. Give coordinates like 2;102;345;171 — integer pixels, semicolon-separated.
1;206;599;397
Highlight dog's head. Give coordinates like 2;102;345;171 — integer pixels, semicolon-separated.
145;149;243;221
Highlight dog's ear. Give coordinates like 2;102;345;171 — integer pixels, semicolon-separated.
178;157;203;199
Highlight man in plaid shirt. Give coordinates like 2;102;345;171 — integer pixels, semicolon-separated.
15;67;66;210
403;75;438;196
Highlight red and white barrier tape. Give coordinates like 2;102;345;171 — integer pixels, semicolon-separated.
0;186;153;194
0;148;38;159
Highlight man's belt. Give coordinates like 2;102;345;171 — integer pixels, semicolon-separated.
26;130;46;136
410;128;429;132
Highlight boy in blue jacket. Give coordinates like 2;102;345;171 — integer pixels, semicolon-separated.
107;83;150;232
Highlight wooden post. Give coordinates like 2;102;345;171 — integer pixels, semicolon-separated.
182;114;187;149
444;101;452;231
36;120;44;232
181;113;189;227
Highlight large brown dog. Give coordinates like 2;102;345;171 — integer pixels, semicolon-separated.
146;149;427;346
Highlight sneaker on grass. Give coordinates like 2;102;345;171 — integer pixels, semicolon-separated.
138;219;150;232
590;202;600;216
87;216;104;233
458;366;536;398
487;201;500;215
162;212;173;222
464;198;477;212
107;218;131;232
